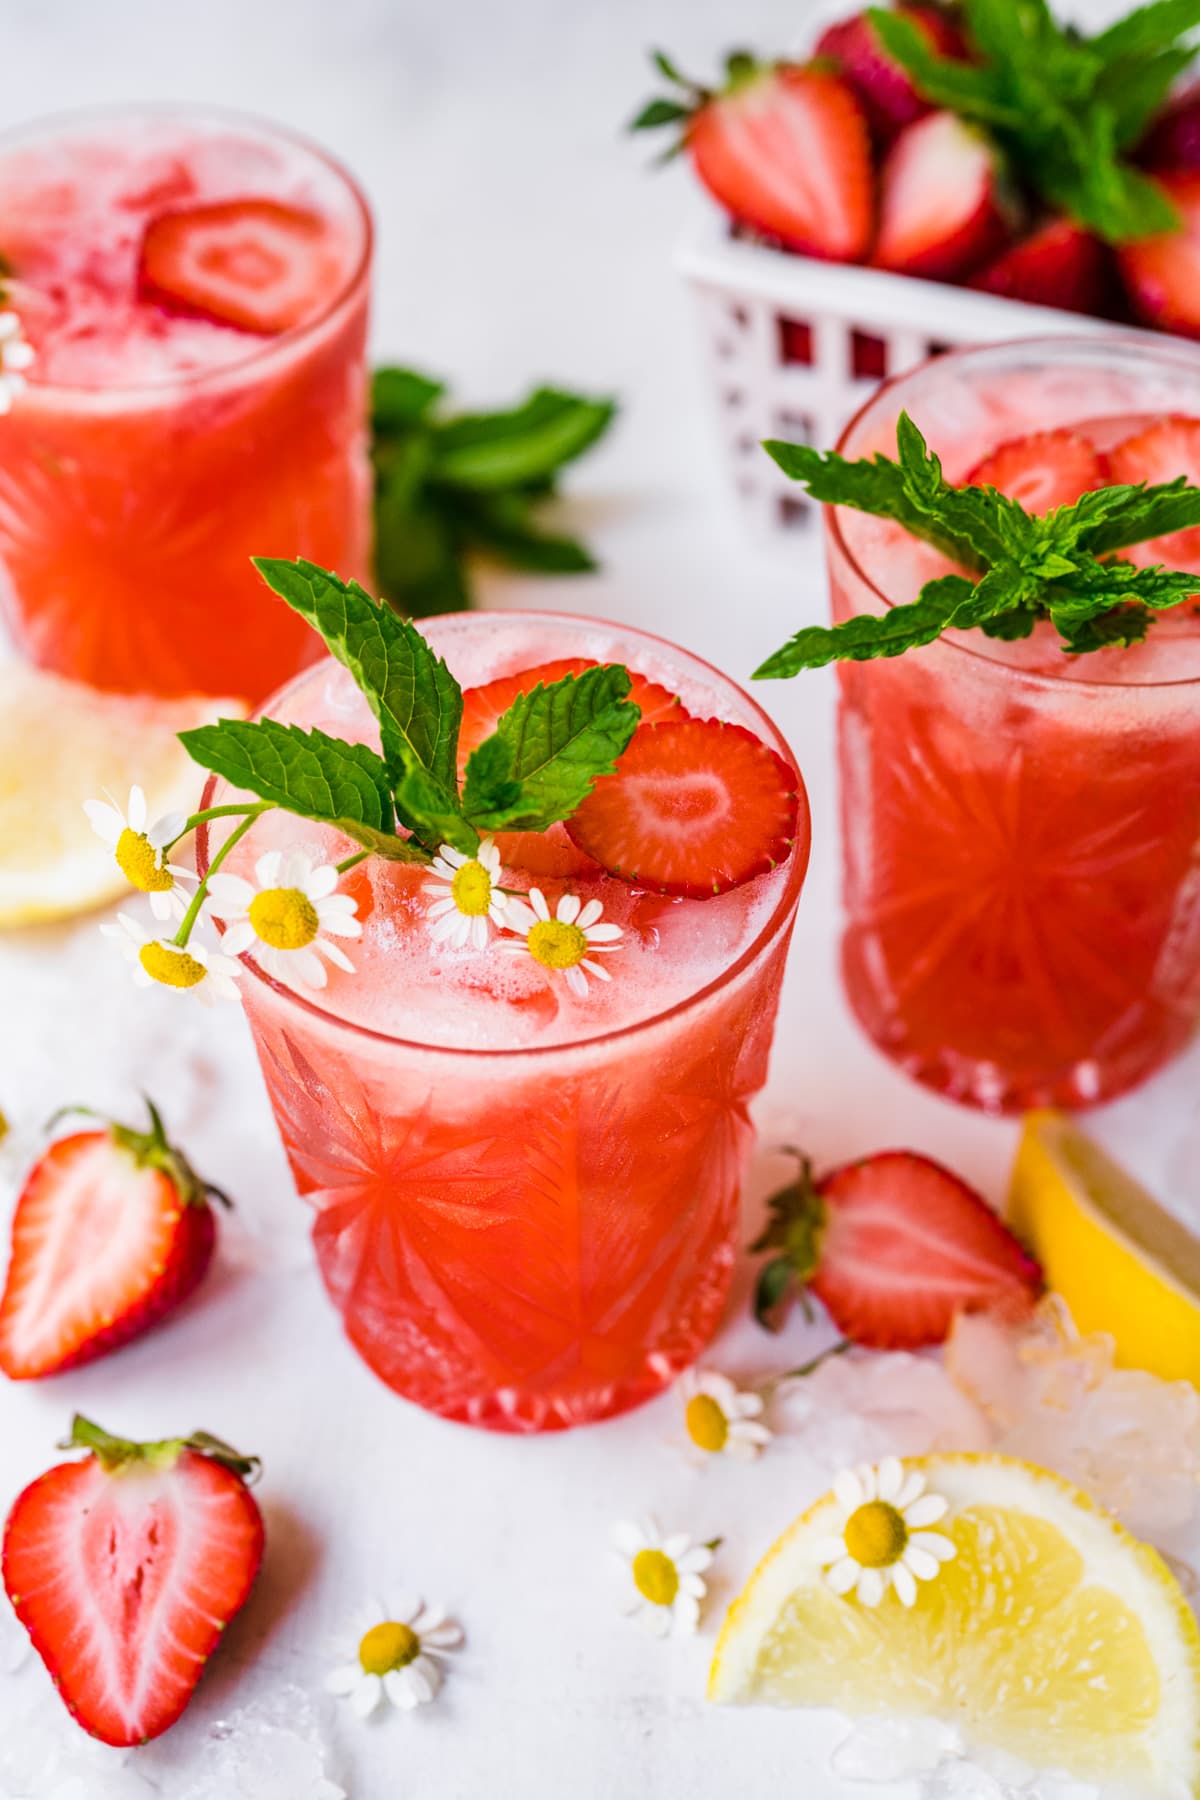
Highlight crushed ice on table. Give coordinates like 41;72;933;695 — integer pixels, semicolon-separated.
831;1722;1141;1799
0;1689;147;1798
830;1716;965;1780
770;1345;990;1470
946;1298;1200;1550
170;1687;344;1800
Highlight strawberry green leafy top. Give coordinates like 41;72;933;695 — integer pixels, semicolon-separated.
756;413;1200;677
871;0;1200;244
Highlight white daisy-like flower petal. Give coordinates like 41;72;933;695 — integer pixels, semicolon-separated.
423;835;509;950
678;1367;773;1464
818;1459;957;1608
501;887;625;1000
0;312;35;411
327;1596;464;1724
610;1516;712;1639
84;785;196;910
101;912;242;1006
207;848;361;990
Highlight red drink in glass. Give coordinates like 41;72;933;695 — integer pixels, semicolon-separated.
200;612;809;1431
0;109;371;701
825;337;1200;1112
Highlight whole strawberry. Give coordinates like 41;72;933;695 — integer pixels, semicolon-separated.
4;1416;264;1745
630;49;874;262
0;1098;228;1379
816;4;968;141
752;1150;1041;1347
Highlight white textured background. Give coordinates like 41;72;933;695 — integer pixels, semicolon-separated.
1;2;1196;1796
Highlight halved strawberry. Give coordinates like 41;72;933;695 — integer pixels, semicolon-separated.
967;428;1110;514
458;658;686;879
815;5;967;142
565;717;803;899
633;55;873;262
969;216;1110;315
752;1151;1041;1348
4;1416;263;1745
1118;171;1200;339
875;111;1014;281
138;197;337;334
1107;415;1200;569
0;1100;226;1380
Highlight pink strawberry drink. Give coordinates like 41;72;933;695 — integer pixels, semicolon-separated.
201;612;810;1432
0;108;371;700
826;337;1200;1112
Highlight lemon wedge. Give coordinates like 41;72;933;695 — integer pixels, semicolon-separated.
709;1453;1200;1790
0;662;242;927
1008;1111;1200;1385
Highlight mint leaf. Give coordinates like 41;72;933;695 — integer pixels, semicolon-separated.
1058;605;1154;653
1076;480;1200;555
1093;0;1200;63
462;665;640;831
372;367;446;430
393;765;477;857
755;575;977;677
448;490;597;574
431;389;616;492
179;719;427;863
253;558;463;801
460;735;522;819
763;436;983;569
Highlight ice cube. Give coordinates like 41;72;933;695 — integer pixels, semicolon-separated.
830;1715;964;1780
774;1346;990;1471
170;1687;344;1800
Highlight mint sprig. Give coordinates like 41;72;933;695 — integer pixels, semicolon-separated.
371;369;617;618
756;412;1200;676
869;0;1200;244
180;560;641;861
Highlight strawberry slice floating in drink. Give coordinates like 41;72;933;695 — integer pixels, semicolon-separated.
567;716;804;898
138;196;341;334
3;1417;263;1746
968;428;1111;513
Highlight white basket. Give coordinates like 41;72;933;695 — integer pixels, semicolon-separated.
678;210;1168;538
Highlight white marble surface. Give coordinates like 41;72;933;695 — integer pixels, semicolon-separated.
0;0;1197;1795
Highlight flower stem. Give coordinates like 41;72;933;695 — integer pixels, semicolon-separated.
775;1338;854;1385
173;810;263;948
166;801;268;852
335;849;370;875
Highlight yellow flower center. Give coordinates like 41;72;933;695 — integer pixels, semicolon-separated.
685;1393;729;1454
527;918;588;970
632;1548;679;1608
843;1500;908;1569
451;860;493;918
358;1620;420;1676
139;941;207;990
248;886;320;950
115;827;173;894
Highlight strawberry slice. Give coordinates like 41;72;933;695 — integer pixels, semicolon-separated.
689;65;874;260
1138;81;1200;172
967;428;1110;514
815;5;967;142
565;717;802;898
753;1151;1041;1348
458;658;686;879
875;110;1013;281
969;216;1111;315
1118;171;1200;339
138;198;336;334
0;1100;226;1380
3;1416;263;1746
1107;415;1200;570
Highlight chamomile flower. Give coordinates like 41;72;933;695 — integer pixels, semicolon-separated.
423;837;508;949
610;1517;713;1638
101;912;243;1006
500;888;623;998
678;1369;771;1463
0;311;34;414
207;849;361;990
325;1595;464;1718
815;1458;956;1609
84;786;193;921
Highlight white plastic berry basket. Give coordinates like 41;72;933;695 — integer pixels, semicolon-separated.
678;209;1165;539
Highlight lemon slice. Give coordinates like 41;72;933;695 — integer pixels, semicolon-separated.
709;1453;1200;1789
1008;1111;1200;1385
0;662;243;927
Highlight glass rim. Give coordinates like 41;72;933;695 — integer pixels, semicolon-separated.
0;100;373;401
196;607;811;1062
828;332;1200;694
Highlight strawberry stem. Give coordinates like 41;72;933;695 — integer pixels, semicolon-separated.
45;1097;230;1211
61;1415;261;1483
